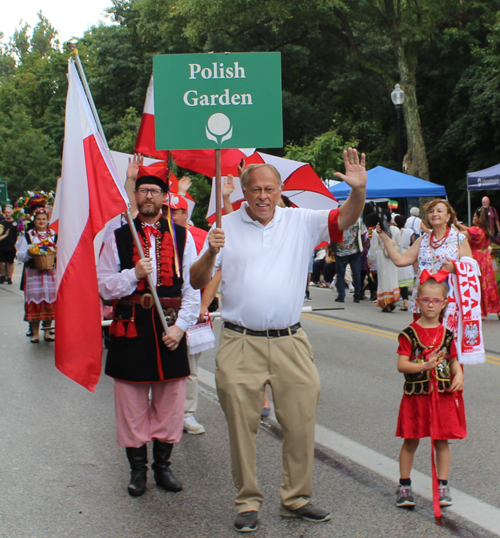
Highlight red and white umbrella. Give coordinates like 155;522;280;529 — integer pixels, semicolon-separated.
206;152;338;223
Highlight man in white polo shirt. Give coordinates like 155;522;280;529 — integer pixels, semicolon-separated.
190;148;366;533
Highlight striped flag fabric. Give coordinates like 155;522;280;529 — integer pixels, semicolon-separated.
53;59;128;391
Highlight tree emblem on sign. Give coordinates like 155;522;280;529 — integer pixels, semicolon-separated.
206;113;233;144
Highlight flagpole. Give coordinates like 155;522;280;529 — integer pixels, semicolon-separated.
215;149;222;228
70;51;170;335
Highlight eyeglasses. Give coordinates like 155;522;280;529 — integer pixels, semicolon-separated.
417;297;446;305
136;188;163;197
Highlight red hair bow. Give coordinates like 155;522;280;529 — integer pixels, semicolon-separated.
419;268;449;283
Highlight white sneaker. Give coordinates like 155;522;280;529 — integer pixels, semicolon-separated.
183;415;206;435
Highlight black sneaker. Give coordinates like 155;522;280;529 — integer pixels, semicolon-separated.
353;298;360;303
6;277;12;285
0;275;4;284
334;297;344;303
234;511;259;532
396;485;415;507
280;502;331;522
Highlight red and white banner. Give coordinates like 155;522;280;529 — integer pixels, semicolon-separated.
135;76;254;177
205;151;339;223
53;60;129;391
444;258;485;365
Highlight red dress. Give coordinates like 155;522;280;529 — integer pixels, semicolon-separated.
468;226;500;317
396;322;467;440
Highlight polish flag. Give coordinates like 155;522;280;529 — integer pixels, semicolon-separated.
53;60;128;391
135;76;254;177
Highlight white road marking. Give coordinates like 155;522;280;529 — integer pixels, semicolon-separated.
199;366;500;536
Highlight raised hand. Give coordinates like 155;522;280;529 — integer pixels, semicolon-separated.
223;175;235;197
178;176;192;196
333;147;367;190
127;153;144;181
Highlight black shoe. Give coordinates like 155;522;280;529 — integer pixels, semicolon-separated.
335;297;345;303
234;511;259;532
353;298;360;303
280;502;331;522
0;275;4;284
125;445;148;497
26;323;33;337
6;277;12;285
152;440;182;492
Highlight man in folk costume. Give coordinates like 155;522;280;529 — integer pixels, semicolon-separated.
97;164;200;497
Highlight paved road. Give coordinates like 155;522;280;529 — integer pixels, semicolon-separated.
1;269;499;538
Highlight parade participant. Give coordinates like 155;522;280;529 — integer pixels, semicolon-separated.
0;205;17;285
455;207;500;319
334;218;366;303
163;193;216;435
97;165;200;497
394;215;415;311
16;208;57;343
481;196;500;242
395;273;466;514
190;148;367;533
405;206;430;241
376;200;473;314
368;211;400;312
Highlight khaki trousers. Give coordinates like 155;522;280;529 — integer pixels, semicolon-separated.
184;352;201;417
215;327;321;513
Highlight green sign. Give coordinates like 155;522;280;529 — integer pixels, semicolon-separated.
153;52;283;150
0;181;9;204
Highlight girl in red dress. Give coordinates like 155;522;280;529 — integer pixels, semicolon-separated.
395;274;466;514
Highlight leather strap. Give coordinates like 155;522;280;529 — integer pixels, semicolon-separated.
223;322;301;338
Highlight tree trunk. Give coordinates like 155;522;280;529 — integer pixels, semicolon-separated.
384;0;430;180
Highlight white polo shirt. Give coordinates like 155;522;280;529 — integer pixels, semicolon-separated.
199;203;341;331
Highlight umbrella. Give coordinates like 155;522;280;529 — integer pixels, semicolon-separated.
206;152;338;223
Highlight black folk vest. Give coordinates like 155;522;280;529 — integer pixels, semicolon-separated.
105;217;190;383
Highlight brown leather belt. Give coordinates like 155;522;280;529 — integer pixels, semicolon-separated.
119;293;182;310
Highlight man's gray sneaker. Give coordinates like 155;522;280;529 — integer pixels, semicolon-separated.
439;485;453;507
396;485;415;507
234;511;259;532
280;502;331;522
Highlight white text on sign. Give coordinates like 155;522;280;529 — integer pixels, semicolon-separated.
189;62;246;80
183;89;253;107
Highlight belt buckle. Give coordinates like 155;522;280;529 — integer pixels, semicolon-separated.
140;293;153;309
266;329;276;339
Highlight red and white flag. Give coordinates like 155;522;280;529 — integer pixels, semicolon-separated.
53;60;128;391
135;76;253;177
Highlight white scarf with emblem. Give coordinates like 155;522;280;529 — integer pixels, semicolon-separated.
443;257;485;365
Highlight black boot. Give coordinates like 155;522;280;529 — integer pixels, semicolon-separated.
152;440;182;492
125;445;148;497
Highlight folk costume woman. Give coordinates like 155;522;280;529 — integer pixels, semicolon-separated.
376;200;473;314
16;208;57;343
455;207;500;319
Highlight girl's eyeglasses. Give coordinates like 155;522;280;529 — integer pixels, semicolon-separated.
417;297;446;305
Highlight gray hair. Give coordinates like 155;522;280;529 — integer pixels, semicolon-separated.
241;163;282;188
410;207;420;216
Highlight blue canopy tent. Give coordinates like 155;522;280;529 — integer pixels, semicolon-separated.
467;163;500;224
328;166;447;200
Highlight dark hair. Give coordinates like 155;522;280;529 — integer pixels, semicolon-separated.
474;207;492;238
365;212;379;227
394;215;406;229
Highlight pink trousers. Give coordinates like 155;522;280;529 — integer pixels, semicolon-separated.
114;378;187;448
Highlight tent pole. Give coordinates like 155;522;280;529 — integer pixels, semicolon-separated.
467;189;471;226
